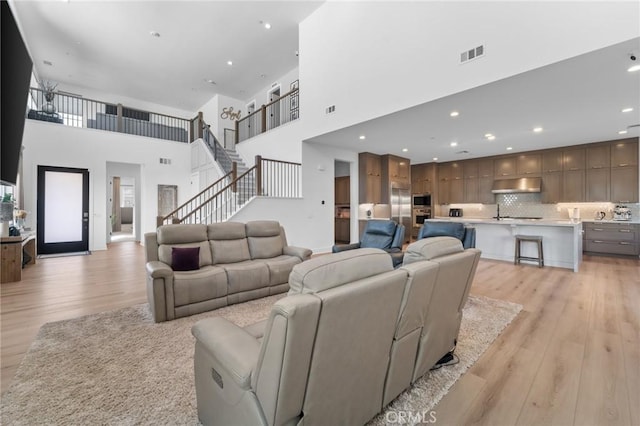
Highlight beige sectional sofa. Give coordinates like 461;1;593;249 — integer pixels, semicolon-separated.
191;237;481;426
144;221;311;323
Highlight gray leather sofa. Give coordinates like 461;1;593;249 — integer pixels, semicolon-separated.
191;237;481;425
144;221;311;322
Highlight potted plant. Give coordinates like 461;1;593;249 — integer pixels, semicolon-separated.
39;79;58;113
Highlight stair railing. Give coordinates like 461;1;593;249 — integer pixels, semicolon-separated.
235;86;299;144
156;155;301;227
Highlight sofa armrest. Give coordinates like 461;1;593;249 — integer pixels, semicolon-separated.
332;242;361;253
283;245;312;260
145;260;173;278
192;317;262;389
463;227;476;249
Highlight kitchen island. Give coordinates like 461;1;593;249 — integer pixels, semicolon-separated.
425;217;583;272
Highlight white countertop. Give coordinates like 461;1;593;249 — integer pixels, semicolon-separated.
429;217;581;227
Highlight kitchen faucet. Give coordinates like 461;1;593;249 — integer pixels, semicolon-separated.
496;204;500;220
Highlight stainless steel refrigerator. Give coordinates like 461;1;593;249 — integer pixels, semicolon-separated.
390;187;411;244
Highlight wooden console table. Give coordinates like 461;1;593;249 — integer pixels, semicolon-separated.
1;233;36;283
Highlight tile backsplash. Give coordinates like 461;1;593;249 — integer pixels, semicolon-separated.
441;193;639;221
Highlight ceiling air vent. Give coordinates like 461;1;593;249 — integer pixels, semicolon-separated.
326;105;336;114
460;45;485;64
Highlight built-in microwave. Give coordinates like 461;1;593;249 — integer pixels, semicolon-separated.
412;193;431;207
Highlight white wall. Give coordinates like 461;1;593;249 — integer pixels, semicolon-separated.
245;67;300;109
22;120;191;251
235;119;304;166
198;94;245;143
299;1;640;141
190;139;224;191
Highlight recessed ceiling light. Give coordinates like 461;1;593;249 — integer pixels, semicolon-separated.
150;31;160;38
533;127;543;133
433;157;438;161
402;148;408;152
264;22;271;29
506;146;513;151
359;135;366;140
485;133;496;140
227;61;233;66
628;64;640;72
450;111;459;117
618;130;628;134
622;107;634;113
450;142;458;147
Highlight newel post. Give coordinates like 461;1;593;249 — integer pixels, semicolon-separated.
231;162;237;193
234;119;239;145
260;106;266;134
255;155;263;196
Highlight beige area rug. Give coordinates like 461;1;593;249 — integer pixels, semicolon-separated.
1;294;521;425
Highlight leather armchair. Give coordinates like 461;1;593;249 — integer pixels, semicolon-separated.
332;219;405;267
417;222;476;249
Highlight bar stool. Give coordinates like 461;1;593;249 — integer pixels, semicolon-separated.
514;235;544;267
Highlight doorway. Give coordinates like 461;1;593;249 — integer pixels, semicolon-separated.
106;162;141;244
334;160;351;244
36;165;89;255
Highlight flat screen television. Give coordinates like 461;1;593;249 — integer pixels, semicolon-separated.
1;1;33;186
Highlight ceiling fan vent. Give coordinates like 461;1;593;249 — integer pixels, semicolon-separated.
460;45;484;64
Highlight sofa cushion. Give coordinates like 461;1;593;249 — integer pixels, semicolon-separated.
360;220;396;249
173;266;228;306
208;222;251;264
402;237;464;265
288;248;394;294
246;221;284;259
158;224;208;245
219;261;270;294
420;222;465;241
171;246;200;271
256;255;302;286
159;241;212;268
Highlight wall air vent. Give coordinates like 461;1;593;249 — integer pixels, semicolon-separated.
159;158;172;165
326;105;336;114
460;45;485;64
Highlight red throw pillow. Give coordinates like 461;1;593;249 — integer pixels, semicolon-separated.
171;246;200;271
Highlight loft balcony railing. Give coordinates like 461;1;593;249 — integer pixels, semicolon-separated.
157;155;301;226
235;87;299;144
27;87;194;143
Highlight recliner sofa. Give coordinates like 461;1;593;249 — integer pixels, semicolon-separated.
144;221;311;322
418;221;476;249
332;219;405;266
191;237;481;425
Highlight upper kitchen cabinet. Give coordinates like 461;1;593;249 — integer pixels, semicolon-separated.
563;169;585;201
610;166;639;203
383;155;411;188
516;154;541;176
438;162;463;204
411;163;435;194
563;148;585;171
542;150;563;173
541;171;563;203
335;176;350;205
586;144;610;169
494;157;517;178
358;152;382;204
463;160;479;203
610;139;638;167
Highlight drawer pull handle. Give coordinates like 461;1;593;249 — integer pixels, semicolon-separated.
593;240;604;243
619;229;631;233
618;163;628;167
593;228;604;231
592;166;603;169
619;242;631;245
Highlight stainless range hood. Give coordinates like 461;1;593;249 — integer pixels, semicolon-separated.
491;177;541;194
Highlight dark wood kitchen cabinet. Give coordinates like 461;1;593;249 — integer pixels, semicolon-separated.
542;150;563;173
563;148;585;171
359;152;382;204
563;169;585;201
610;166;639;203
334;176;350;205
586;167;610;202
494;157;517;177
541;171;563;203
586;144;610;169
610;139;638;167
516;154;541;176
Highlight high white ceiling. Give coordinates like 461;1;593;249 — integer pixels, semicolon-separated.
9;1;640;165
10;0;323;112
308;37;640;164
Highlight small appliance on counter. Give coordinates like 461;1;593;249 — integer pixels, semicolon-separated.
613;205;632;221
594;211;606;220
449;208;463;217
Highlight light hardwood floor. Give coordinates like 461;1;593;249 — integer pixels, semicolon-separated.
1;242;638;425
